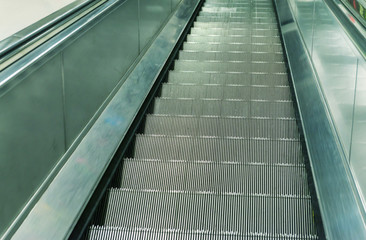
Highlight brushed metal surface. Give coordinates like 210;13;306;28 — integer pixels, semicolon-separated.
139;0;172;52
275;0;366;238
11;0;199;238
63;0;139;147
0;54;66;237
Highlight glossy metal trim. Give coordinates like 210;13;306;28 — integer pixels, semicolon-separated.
325;0;366;58
0;0;97;58
0;0;122;97
10;0;200;239
274;0;366;239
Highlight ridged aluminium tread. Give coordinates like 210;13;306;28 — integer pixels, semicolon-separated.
87;0;319;238
134;135;304;164
160;83;292;101
183;42;283;52
99;189;316;238
190;27;280;37
168;72;289;86
187;35;281;44
193;22;279;29
174;60;286;73
153;98;295;118
178;50;284;62
143;115;299;139
120;158;309;196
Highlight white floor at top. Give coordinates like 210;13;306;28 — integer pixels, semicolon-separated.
0;0;76;41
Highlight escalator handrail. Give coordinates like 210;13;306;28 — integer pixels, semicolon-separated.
325;0;366;58
0;0;104;70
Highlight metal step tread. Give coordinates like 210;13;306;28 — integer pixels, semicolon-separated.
120;158;309;196
187;35;281;44
99;189;317;237
178;50;284;62
193;21;279;29
168;71;289;86
134;134;304;164
174;60;286;73
183;42;283;52
86;0;319;238
153;98;295;118
190;27;280;37
87;226;318;240
160;83;292;101
143;115;300;139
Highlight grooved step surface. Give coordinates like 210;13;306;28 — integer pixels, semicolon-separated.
190;27;280;37
174;60;286;73
99;189;316;237
144;115;299;139
87;0;319;238
154;98;295;118
193;22;279;29
121;159;309;196
187;34;281;44
161;84;292;101
184;42;283;52
168;72;289;86
134;135;304;164
196;16;277;23
179;50;284;62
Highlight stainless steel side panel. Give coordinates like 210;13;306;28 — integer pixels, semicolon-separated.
274;0;366;239
63;0;139;147
139;0;172;51
0;54;66;236
11;0;199;238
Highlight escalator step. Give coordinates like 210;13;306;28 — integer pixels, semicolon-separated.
183;42;283;52
153;98;295;118
193;21;279;29
196;16;277;24
100;189;316;237
134;135;304;164
174;61;286;73
186;35;282;44
120;158;309;196
178;50;284;62
160;84;292;101
199;12;275;18
167;72;289;86
190;27;280;37
201;6;275;13
143;115;299;139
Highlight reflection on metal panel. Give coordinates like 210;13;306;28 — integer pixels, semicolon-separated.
139;0;172;51
351;64;366;207
63;0;139;147
172;0;182;10
276;0;366;238
11;0;199;238
0;54;65;236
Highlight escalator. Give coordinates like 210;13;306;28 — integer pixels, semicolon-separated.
84;0;323;239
